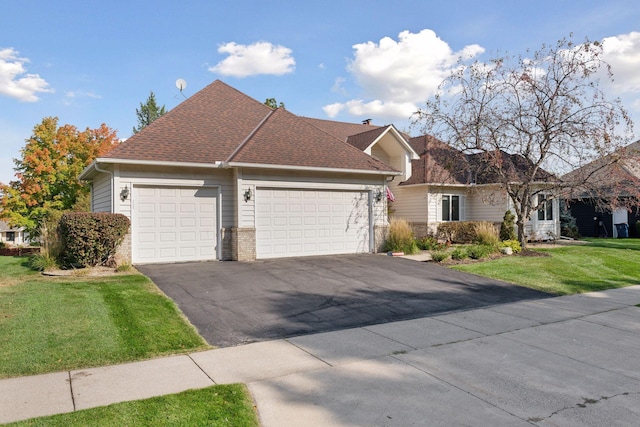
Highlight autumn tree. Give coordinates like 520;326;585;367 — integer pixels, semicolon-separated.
0;117;119;237
413;36;633;248
132;91;166;134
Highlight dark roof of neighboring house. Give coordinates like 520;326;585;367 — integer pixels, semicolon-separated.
100;80;395;174
561;139;640;192
401;135;556;186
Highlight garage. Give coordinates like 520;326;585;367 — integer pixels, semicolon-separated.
255;188;371;259
133;186;218;264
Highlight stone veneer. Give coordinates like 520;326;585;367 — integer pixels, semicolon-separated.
231;227;256;261
115;232;132;265
373;224;389;253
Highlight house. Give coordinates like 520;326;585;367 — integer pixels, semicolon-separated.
0;220;27;246
306;123;560;241
564;140;640;238
80;80;409;264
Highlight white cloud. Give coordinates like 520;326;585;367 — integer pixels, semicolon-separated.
602;32;640;93
324;29;484;122
209;41;295;77
0;48;53;102
323;102;345;117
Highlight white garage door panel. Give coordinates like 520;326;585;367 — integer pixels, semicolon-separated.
256;189;370;259
133;186;217;264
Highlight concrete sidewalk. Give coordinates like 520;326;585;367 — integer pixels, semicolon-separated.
2;286;640;426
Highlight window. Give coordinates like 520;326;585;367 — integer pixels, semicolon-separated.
442;195;460;221
6;232;15;242
537;195;553;221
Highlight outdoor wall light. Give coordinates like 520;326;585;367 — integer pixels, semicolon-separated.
375;190;383;203
120;185;130;201
243;188;253;202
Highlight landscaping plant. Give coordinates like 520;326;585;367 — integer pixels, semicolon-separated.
385;217;419;254
451;247;468;260
499;210;517;241
416;235;445;251
430;250;449;263
473;222;500;247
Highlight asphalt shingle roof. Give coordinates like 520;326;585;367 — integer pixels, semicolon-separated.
102;80;395;173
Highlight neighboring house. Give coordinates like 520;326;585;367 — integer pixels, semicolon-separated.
309;123;560;241
564;140;640;238
0;220;27;246
80;80;403;264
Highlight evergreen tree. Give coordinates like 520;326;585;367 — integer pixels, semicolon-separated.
133;91;167;134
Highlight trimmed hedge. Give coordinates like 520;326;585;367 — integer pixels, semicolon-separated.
437;221;496;244
58;212;130;267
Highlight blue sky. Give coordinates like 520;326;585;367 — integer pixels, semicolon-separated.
2;0;640;184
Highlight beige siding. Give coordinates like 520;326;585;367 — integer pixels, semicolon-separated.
466;188;509;222
116;165;236;228
391;185;428;222
371;145;390;164
92;172;112;212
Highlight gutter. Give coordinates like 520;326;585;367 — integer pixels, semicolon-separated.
222;161;401;176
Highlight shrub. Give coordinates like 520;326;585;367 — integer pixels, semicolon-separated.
451;247;468;260
466;244;496;260
560;206;581;239
437;222;475;243
58;212;130;267
385;217;419;255
430;250;449;262
28;253;59;271
416;235;445;251
0;241;6;249
499;210;517;241
474;222;500;247
500;239;522;254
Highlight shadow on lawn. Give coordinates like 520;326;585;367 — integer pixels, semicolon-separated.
582;238;640;252
558;277;640;294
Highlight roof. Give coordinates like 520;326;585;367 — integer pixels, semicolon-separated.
561;139;640;194
401;135;556;186
302;117;383;142
96;80;395;175
0;220;23;232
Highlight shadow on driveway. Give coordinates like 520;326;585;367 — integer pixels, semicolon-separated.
137;254;550;347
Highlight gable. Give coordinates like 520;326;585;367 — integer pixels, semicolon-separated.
91;80;397;175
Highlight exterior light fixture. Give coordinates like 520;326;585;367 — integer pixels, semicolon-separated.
243;188;253;202
375;190;383;203
120;185;130;201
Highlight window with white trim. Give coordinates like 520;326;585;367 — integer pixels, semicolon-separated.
442;195;460;221
537;194;553;221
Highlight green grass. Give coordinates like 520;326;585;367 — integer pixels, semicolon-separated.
452;238;640;295
6;384;259;427
0;256;209;378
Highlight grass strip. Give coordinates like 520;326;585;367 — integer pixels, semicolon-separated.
0;257;209;378
452;238;640;295
6;384;259;427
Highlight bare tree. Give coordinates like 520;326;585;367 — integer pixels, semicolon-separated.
413;36;634;248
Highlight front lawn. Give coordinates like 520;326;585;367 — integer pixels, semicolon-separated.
0;257;209;378
6;384;259;427
452;238;640;295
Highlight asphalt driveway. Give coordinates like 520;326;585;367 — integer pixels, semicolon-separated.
137;254;550;347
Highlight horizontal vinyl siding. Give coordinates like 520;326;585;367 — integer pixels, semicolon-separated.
92;173;112;212
466;189;508;222
117;165;235;227
392;185;428;222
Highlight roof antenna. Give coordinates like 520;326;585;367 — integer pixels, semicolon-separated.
175;79;187;99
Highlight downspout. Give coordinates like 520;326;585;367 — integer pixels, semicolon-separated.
93;162;115;213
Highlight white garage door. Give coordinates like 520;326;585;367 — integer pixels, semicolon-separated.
133;186;217;264
256;189;370;259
